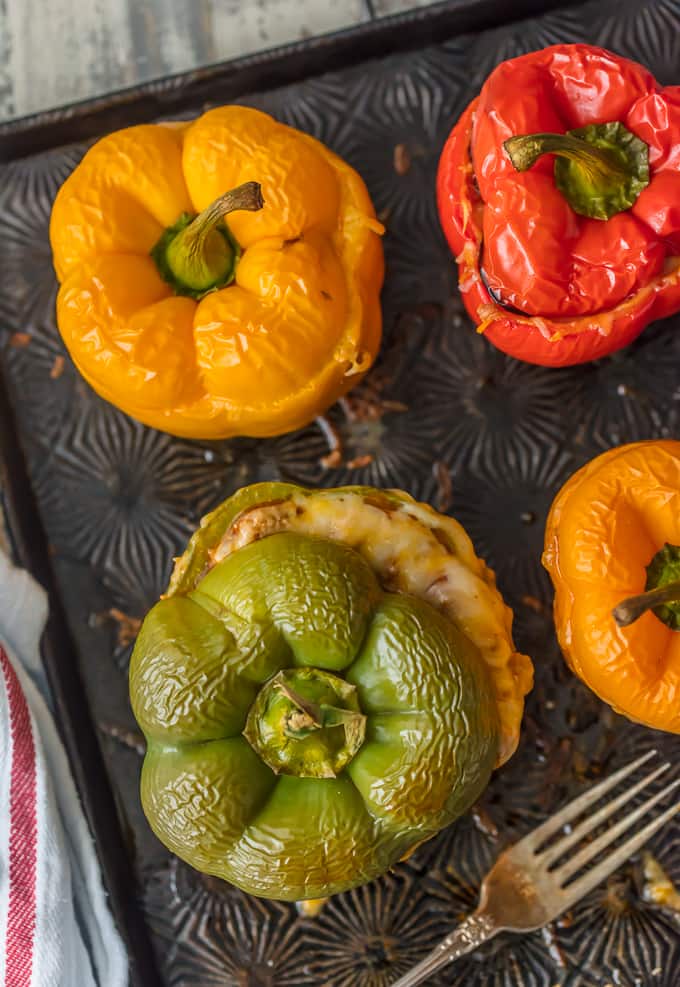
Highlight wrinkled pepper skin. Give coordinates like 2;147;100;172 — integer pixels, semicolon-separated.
50;107;384;438
543;441;680;732
130;483;532;900
437;45;680;366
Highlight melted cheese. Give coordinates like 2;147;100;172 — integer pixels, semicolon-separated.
213;490;532;766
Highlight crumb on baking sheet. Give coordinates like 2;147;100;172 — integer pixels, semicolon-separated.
103;608;142;648
297;898;328;918
98;720;146;756
472;802;499;839
9;332;31;347
433;460;452;512
393;143;411;175
346;454;373;470
642;851;680;911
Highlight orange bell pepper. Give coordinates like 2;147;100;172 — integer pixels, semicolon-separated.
543;440;680;732
49;107;384;439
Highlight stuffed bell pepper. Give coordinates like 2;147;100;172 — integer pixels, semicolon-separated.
50;107;384;438
544;441;680;732
129;483;533;900
438;44;680;366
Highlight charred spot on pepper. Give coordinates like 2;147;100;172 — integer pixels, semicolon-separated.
431;527;457;555
479;261;532;317
469;155;481;198
425;574;449;594
379;561;401;592
362;494;397;516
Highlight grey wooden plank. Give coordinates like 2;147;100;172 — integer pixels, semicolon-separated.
206;0;366;57
0;0;15;119
2;0;370;122
373;0;439;10
6;0;139;118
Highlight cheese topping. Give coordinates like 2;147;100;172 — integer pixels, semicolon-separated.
212;489;532;766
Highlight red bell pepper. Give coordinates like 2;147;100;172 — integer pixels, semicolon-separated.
437;44;680;367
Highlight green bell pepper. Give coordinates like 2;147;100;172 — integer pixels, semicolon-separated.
130;482;529;901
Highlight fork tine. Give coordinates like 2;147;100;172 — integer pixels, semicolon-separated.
541;762;670;867
560;798;680;909
557;778;680;884
519;750;657;852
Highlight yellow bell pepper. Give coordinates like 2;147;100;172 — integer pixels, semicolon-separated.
49;107;384;438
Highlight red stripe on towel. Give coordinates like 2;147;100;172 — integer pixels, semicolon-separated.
1;644;38;987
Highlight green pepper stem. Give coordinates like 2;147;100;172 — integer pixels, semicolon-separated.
502;122;649;221
244;668;366;779
174;181;264;255
151;181;264;299
612;581;680;627
276;681;322;733
276;681;365;740
504;133;626;180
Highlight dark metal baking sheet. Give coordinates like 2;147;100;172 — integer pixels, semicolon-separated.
1;0;679;984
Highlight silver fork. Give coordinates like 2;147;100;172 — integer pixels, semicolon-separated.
392;750;680;987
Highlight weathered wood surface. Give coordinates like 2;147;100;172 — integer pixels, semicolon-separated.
0;0;434;123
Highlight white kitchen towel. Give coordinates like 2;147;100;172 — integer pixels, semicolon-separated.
0;550;128;987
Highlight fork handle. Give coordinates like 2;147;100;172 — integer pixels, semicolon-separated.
391;911;497;987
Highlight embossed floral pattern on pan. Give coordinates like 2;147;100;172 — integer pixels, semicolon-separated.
1;0;680;983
